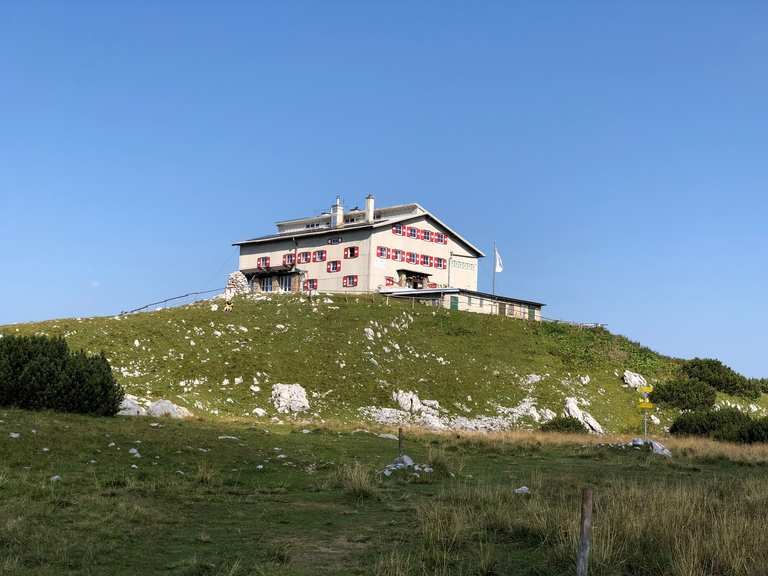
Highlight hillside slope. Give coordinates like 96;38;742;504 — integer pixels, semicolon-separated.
2;293;761;433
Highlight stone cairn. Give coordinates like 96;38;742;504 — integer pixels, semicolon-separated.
224;271;250;300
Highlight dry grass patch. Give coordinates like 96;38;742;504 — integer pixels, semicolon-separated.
336;461;377;500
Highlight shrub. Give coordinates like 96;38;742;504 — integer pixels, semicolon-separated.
670;408;753;442
736;418;768;444
682;358;761;399
0;334;123;416
541;416;585;434
650;379;716;411
47;351;124;416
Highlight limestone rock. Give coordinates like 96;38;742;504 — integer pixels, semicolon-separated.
564;397;604;434
118;395;147;416
147;400;193;419
271;384;310;414
623;370;647;389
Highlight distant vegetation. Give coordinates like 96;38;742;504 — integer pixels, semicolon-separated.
681;358;762;399
650;379;717;411
0;335;123;416
540;416;585;434
670;408;768;443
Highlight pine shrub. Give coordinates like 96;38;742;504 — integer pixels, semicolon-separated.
670;408;753;442
541;416;585;434
682;358;761;399
0;334;123;416
650;379;716;411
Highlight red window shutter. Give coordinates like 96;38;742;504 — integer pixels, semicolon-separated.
327;262;331;273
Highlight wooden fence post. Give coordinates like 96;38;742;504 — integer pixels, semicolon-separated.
398;427;404;457
577;487;593;576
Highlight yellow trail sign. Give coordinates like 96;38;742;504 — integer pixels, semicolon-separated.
639;386;654;394
638;401;655;410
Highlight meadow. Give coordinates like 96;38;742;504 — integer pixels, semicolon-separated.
2;409;767;576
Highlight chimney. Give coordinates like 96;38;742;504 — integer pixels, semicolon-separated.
330;196;344;228
365;194;375;223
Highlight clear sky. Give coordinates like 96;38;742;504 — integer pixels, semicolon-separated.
1;2;766;376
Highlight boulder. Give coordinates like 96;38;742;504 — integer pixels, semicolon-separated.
118;395;147;416
271;384;310;414
147;400;193;419
564;397;604;434
623;370;647;389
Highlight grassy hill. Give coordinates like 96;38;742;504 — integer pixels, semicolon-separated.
1;293;764;433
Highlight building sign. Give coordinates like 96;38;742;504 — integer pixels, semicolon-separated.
451;260;475;271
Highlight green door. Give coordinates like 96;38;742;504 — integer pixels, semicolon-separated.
528;305;536;320
450;296;459;310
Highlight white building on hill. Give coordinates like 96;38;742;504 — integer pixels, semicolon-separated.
233;196;544;320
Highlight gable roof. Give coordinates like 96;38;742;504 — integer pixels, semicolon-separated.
233;203;485;257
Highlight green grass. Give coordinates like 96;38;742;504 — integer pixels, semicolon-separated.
1;293;710;433
2;409;768;575
3;292;767;432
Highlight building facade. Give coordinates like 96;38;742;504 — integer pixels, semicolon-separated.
233;196;545;319
235;196;483;294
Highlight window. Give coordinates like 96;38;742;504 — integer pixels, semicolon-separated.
312;250;327;262
376;246;390;259
407;226;419;239
434;257;446;269
256;256;270;269
328;237;343;245
434;233;445;244
282;253;295;266
260;277;273;292
385;276;395;286
392;224;404;235
406;252;418;264
278;275;292;291
303;279;318;291
420;254;433;267
342;275;358;288
344;246;360;259
422;230;432;242
297;251;311;264
390;249;405;261
327;260;341;273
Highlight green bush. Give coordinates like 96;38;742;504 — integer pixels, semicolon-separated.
541;416;585;434
737;419;768;444
650;379;716;411
0;335;123;416
670;408;753;442
682;358;761;399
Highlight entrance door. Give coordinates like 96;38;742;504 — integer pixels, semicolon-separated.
498;302;507;316
278;275;293;292
450;296;459;310
528;306;536;320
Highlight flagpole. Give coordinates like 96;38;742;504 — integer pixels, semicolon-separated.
492;240;496;297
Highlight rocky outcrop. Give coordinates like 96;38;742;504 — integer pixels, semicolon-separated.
564;397;604;434
147;400;193;419
623;370;647;389
118;394;147;416
271;384;310;414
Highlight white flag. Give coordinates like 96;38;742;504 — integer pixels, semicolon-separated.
494;246;504;273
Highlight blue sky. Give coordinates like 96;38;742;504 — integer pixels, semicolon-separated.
1;2;766;376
